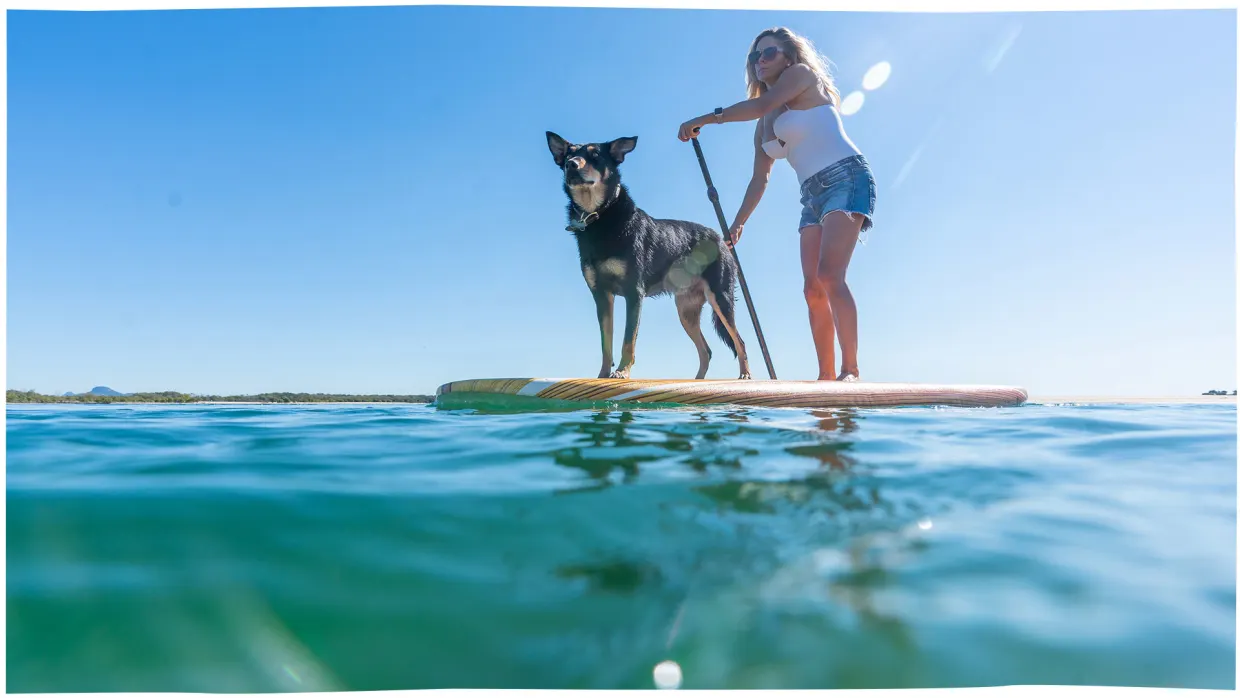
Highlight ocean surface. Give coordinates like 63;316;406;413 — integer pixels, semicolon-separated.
6;400;1236;691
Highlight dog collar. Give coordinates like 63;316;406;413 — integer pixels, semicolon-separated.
566;208;599;232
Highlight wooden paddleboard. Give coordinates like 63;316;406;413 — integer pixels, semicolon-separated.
435;377;1028;409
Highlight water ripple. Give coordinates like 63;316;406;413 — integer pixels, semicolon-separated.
6;402;1236;691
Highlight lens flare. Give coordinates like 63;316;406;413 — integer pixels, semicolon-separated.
840;91;865;116
862;61;891;90
653;660;682;689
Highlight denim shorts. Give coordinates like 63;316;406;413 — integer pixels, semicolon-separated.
798;154;876;233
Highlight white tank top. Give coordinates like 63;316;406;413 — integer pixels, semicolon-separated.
761;103;862;184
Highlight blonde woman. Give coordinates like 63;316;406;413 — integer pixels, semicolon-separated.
678;27;874;382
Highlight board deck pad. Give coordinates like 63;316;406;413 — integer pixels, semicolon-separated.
435;377;1029;408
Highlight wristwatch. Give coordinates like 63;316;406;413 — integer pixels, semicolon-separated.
714;107;724;123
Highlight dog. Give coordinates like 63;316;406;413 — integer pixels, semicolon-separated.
545;131;752;381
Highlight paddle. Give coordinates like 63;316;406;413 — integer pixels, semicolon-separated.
689;135;777;380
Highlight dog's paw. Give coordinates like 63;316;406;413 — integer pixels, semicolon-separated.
738;371;753;380
609;369;631;379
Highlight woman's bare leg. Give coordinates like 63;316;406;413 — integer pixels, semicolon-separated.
799;225;837;380
816;211;864;380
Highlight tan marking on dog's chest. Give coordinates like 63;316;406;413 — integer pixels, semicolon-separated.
597;258;627;279
570;183;607;213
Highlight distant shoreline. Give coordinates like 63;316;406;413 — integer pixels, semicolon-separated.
6;401;435;406
6;391;1235;408
5;390;434;405
4;391;1235;406
1029;395;1237;405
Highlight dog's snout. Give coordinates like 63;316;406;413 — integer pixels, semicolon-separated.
566;157;583;171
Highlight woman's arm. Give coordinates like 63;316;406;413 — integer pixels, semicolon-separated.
678;64;815;141
727;122;776;246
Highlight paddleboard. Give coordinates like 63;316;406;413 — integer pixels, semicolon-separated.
435;377;1028;409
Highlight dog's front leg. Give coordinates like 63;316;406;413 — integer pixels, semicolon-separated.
611;293;642;379
594;290;615;379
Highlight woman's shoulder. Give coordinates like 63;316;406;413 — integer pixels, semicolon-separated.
779;63;817;83
772;64;817;105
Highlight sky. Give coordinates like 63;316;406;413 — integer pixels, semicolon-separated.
6;5;1236;397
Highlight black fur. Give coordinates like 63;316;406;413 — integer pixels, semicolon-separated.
545;131;751;380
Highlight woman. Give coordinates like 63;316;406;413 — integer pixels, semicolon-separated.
678;27;875;382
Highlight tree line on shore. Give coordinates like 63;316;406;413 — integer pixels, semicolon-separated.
6;390;434;404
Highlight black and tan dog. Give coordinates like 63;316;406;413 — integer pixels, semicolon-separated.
545;131;751;380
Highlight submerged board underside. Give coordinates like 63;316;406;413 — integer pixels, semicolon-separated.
435;377;1029;409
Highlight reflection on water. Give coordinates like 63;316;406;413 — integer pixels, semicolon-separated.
541;407;894;536
547;409;772;491
793;409;861;471
545;405;915;643
548;407;865;485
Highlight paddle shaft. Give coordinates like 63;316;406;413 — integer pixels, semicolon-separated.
690;136;777;380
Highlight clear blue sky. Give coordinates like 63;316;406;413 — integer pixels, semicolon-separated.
7;6;1235;397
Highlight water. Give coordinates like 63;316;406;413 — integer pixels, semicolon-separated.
7;401;1236;691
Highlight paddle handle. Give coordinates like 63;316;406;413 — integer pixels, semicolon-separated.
690;136;777;380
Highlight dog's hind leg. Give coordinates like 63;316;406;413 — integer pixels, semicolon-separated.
675;288;712;379
593;290;615;379
706;288;752;380
703;251;752;380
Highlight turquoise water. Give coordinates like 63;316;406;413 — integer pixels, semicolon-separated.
7;401;1236;691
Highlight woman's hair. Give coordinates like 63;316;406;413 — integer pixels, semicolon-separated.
745;27;841;107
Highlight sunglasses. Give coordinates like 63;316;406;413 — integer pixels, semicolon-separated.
748;46;783;65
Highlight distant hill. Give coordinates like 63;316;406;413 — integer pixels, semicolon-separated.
87;386;125;396
60;386;127;397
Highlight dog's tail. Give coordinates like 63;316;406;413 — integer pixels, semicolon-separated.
705;246;741;358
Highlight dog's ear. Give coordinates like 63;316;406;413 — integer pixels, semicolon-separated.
546;131;571;167
608;136;638;164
